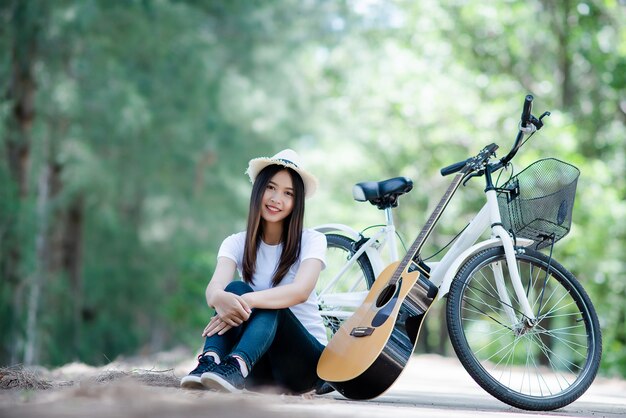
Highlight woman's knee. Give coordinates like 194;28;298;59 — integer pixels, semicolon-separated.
224;280;253;295
247;308;280;327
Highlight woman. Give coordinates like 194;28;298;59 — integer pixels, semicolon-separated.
180;149;327;394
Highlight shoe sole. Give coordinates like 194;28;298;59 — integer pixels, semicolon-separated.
200;372;243;393
180;375;205;390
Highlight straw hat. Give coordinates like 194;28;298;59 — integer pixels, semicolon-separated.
245;149;318;198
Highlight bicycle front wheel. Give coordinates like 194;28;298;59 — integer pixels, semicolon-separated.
316;234;376;334
446;246;602;411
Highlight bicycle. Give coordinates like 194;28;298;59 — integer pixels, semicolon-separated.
313;95;602;411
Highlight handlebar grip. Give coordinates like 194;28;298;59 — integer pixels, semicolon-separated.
440;159;469;176
521;94;533;126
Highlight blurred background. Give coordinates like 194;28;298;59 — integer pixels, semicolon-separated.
1;0;625;379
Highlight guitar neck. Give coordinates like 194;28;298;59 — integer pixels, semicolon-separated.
391;172;466;282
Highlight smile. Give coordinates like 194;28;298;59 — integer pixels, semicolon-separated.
266;205;281;213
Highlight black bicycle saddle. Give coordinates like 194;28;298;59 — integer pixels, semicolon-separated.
352;177;413;209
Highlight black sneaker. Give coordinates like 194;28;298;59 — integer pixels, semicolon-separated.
180;352;217;389
200;356;245;393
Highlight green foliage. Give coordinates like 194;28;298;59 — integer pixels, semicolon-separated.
0;0;625;379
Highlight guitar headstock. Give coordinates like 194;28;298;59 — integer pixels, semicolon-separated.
466;143;499;173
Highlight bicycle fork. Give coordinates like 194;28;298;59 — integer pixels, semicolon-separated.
487;190;537;327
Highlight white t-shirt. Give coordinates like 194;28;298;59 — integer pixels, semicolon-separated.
217;229;328;345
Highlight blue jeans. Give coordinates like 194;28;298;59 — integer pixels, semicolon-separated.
202;281;325;393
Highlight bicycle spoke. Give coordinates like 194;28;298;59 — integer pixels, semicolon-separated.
540;311;583;320
529;336;544;392
465;281;530;322
523;339;533;394
527;332;576;390
526;334;566;392
469;327;517;357
494;336;522;384
537;326;588;343
538;296;577;321
527;346;550;396
532;330;582;375
480;268;503;301
462;299;515;332
526;322;586;377
463;289;510;319
534;325;588;354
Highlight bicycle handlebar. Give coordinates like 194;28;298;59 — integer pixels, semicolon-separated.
521;94;533;127
441;95;544;177
498;95;533;167
440;158;470;176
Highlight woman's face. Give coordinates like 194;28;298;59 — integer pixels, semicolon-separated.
260;169;295;225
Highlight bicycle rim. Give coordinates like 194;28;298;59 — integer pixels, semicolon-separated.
447;247;601;410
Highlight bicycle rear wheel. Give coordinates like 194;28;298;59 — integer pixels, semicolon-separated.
316;234;375;335
446;246;602;411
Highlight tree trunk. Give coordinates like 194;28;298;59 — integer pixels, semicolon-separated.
4;1;40;198
63;196;85;357
24;147;52;365
1;0;44;365
545;0;575;109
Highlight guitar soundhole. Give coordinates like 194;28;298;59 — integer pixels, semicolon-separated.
375;283;397;308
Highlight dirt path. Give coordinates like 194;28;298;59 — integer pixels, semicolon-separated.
1;350;625;418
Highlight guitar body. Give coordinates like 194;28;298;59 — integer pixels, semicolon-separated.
317;261;438;400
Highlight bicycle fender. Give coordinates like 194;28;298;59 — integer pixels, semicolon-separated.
435;237;534;300
313;223;362;241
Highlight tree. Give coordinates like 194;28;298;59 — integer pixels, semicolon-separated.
0;0;49;365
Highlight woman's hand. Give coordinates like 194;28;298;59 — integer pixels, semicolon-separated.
203;315;233;337
210;289;252;326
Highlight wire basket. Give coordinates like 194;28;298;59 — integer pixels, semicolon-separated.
497;158;580;250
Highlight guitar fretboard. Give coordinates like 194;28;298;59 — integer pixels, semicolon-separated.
389;172;466;285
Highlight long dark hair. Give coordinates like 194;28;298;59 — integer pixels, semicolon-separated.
242;164;305;286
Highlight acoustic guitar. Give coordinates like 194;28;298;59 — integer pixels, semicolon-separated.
317;170;468;400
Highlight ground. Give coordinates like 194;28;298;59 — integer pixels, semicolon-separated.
1;348;625;418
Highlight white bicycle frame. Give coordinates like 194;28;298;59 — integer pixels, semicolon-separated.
314;207;400;280
315;185;538;326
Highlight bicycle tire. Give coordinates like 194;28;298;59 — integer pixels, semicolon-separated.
317;233;376;334
446;246;602;411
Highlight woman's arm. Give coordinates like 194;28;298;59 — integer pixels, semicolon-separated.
241;258;323;309
205;257;251;326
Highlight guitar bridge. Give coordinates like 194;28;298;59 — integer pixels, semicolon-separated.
350;327;375;337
